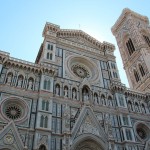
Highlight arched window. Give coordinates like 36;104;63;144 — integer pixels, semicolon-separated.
43;79;51;91
50;53;53;60
134;70;140;82
47;80;51;90
40;115;44;127
39;144;46;150
139;64;145;77
42;100;46;110
46;101;49;111
143;35;150;47
44;116;48;128
126;38;135;56
47;52;49;59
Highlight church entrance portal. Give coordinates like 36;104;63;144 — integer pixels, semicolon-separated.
75;139;103;150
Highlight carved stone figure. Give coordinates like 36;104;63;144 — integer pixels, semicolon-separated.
56;85;60;95
94;95;98;104
83;89;89;102
28;80;33;90
17;77;23;87
7;74;12;84
72;89;76;99
64;87;68;97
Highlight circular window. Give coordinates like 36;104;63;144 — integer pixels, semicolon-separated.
137;128;146;139
136;123;150;141
0;97;28;122
5;104;22;120
66;55;100;83
71;64;90;79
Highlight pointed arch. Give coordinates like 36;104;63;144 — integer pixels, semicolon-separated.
39;144;46;150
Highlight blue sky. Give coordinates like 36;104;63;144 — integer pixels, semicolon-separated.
0;1;150;87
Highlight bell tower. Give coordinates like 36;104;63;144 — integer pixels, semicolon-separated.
112;8;150;92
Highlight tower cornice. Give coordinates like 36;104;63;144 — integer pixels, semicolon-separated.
111;8;149;35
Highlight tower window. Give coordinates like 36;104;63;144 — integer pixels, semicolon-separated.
126;38;135;56
47;43;53;50
50;53;53;60
43;79;51;91
139;64;145;77
134;70;140;82
143;35;150;47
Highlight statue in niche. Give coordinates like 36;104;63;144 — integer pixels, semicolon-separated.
28;79;33;90
94;94;98;104
64;87;68;97
7;74;12;84
63;104;70;132
72;89;76;99
56;85;60;95
17;76;23;87
82;88;89;102
128;102;132;111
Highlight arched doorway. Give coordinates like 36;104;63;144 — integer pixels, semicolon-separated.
71;134;107;150
75;139;103;150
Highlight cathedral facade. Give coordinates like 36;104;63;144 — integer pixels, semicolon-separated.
0;8;150;150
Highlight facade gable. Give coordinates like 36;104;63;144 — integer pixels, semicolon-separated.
0;121;25;150
71;106;107;141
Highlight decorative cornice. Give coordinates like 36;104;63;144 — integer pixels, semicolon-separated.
111;8;149;35
0;50;56;76
125;88;146;99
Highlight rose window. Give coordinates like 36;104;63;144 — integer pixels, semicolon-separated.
0;97;28;122
71;64;90;79
137;128;146;140
5;104;22;120
136;123;150;141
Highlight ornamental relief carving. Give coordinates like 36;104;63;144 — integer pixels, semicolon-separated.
77;115;99;136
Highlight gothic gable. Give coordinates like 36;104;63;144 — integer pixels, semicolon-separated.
64;37;99;49
71;106;107;141
0;121;25;150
